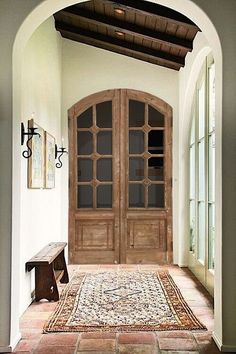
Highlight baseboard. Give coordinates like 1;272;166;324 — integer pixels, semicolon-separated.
221;344;236;352
9;331;21;352
213;332;236;352
213;332;222;351
0;345;12;353
0;333;21;352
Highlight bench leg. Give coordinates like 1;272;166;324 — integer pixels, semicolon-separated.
53;250;69;283
35;264;59;301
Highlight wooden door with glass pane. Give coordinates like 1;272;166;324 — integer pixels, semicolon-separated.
69;89;172;264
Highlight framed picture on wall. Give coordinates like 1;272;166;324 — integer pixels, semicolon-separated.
28;119;45;189
44;131;55;189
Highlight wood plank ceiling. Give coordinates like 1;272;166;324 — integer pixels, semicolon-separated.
54;0;200;70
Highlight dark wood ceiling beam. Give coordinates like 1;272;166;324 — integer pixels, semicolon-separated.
55;21;185;67
60;7;192;52
102;0;200;31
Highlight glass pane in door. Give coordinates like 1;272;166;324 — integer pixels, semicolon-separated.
129;158;144;181
97;185;112;208
77;107;93;128
129;131;144;154
97;131;112;155
148;157;164;181
77;185;93;208
148;106;164;127
97;158;112;181
129;184;144;207
96;101;112;128
77;158;93;182
148;184;164;208
129;100;145;127
77;131;93;155
148;131;164;154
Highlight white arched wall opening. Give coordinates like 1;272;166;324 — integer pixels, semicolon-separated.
11;0;222;351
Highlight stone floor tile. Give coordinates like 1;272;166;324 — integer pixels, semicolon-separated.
14;339;38;352
34;345;76;354
158;338;198;351
160;351;199;354
22;311;50;320
27;302;57;312
39;333;79;346
81;332;116;339
119;332;156;344
76;352;115;354
118;344;157;354
193;331;213;345
21;329;43;340
20;319;45;329
78;338;116;352
12;351;31;354
156;331;194;339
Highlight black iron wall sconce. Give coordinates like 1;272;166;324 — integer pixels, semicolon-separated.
55;144;68;168
21;122;40;158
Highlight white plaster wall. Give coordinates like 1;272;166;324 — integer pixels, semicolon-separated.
19;17;63;314
61;39;179;263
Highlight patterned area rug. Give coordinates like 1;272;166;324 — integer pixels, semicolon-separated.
44;271;206;332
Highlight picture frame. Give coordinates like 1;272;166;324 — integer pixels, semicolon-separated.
44;131;56;189
28;119;45;189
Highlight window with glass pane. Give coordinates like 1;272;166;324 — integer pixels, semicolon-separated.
198;140;205;200
190;200;195;252
208;134;215;202
208;63;215;133
190;145;195;199
208;203;215;269
198;80;205;139
198;202;205;263
189;55;216;291
190;116;195;145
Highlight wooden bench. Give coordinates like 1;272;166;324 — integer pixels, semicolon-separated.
26;242;69;302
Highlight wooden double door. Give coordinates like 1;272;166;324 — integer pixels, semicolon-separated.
69;89;172;264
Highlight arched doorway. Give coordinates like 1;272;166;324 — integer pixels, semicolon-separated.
6;0;225;351
68;89;172;264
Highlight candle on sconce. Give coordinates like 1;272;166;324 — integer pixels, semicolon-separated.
62;138;64;148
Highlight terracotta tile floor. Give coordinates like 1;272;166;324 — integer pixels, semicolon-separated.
13;264;223;354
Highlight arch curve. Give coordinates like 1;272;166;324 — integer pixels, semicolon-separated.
10;0;223;350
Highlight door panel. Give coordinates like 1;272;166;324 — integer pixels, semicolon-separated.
69;90;120;264
69;89;172;264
